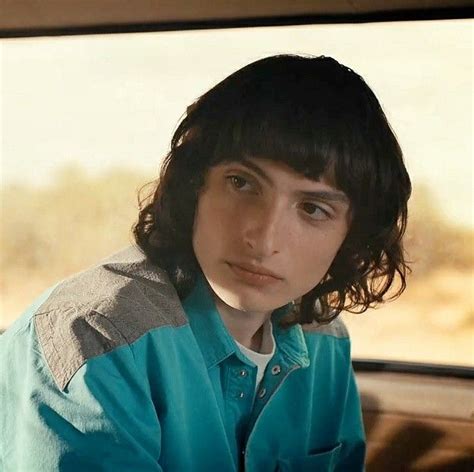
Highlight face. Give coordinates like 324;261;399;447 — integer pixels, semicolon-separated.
192;157;352;317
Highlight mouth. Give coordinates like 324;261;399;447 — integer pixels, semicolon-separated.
227;261;283;282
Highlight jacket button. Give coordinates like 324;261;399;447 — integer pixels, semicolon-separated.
239;369;248;377
271;365;281;375
258;387;267;398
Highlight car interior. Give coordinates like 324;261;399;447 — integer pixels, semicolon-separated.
1;1;473;471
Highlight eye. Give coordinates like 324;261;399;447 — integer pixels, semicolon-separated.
300;202;330;220
226;175;253;192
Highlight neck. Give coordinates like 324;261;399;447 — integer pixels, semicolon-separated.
213;296;270;351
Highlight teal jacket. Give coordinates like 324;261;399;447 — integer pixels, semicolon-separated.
0;246;365;471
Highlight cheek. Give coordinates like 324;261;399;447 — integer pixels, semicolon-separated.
195;191;244;237
192;194;233;257
287;233;345;289
192;200;211;254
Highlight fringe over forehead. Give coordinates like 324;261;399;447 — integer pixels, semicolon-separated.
169;54;408;231
176;56;396;185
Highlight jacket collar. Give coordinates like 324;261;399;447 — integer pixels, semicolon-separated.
182;271;310;370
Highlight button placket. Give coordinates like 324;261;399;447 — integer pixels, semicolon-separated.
234;365;252;400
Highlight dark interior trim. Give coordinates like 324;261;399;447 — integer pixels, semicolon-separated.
1;7;473;39
353;359;474;379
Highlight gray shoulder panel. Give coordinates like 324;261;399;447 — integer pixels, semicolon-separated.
34;245;188;391
301;316;349;339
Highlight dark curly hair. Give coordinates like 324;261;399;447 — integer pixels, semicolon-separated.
133;54;411;326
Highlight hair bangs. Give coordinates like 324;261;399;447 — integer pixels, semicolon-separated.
208;89;344;186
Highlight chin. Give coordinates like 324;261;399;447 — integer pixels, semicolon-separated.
217;289;284;314
206;271;290;313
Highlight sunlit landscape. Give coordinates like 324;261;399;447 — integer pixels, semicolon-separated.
1;19;472;367
1;165;472;366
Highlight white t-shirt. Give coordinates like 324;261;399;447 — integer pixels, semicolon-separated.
235;319;276;391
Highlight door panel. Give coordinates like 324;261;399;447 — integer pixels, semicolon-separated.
356;369;474;471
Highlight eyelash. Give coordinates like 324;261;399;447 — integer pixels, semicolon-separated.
225;174;332;221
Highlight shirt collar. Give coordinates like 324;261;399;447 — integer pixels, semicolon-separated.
182;271;310;370
272;310;310;369
235;318;275;360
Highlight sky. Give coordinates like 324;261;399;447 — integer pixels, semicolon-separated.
0;19;472;227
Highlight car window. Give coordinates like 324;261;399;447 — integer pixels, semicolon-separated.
1;19;472;367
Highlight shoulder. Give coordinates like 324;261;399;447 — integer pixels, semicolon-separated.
31;245;187;390
301;315;350;339
300;316;353;376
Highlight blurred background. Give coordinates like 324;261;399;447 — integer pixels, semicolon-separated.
1;18;472;367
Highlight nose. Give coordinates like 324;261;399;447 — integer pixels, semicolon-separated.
242;199;285;259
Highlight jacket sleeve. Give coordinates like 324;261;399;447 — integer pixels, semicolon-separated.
0;320;163;472
335;365;367;471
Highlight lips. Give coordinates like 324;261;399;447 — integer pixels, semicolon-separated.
227;261;283;280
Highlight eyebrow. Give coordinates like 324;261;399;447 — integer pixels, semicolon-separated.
237;159;350;204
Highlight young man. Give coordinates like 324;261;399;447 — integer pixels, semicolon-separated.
0;55;411;471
